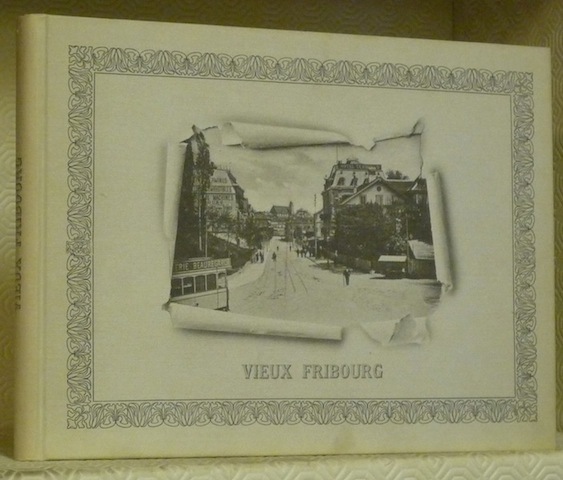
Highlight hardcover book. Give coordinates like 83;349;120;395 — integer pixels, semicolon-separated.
15;14;555;460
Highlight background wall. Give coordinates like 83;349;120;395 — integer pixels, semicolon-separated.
0;0;561;436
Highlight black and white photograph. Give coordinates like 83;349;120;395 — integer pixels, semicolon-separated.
168;121;443;343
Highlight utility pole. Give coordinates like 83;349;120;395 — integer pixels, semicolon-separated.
314;194;318;258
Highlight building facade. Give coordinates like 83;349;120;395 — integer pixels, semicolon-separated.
269;204;292;237
321;158;385;240
206;168;238;217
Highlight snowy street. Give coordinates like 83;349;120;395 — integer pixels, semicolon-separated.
228;237;441;327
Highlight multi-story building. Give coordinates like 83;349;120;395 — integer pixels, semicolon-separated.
321;158;385;239
206;168;238;217
291;208;314;243
269;204;292;237
338;177;413;208
321;158;429;242
204;168;255;236
226;170;251;215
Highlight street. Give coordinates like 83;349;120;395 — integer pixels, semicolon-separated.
228;237;441;327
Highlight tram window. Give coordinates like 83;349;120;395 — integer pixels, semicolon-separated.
171;278;183;297
182;276;195;295
218;272;226;289
207;273;217;290
195;275;206;292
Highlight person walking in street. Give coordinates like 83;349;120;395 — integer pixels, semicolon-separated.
343;268;351;286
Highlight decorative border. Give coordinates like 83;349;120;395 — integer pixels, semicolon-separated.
66;46;536;428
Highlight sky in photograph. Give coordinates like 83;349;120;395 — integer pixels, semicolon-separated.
202;124;423;213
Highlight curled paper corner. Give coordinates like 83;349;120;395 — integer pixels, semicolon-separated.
361;314;430;346
389;314;429;345
166;302;343;341
427;170;454;293
440;280;454;294
219;121;351;149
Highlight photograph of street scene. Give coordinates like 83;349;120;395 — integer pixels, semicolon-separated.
169;122;441;336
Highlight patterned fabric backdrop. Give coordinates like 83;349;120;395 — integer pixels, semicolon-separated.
0;0;561;447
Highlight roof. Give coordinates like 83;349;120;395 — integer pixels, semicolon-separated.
378;255;406;263
253;211;271;219
407;240;434;260
270;205;291;216
339;176;414;206
410;176;427;192
385;179;414;194
326;160;383;185
294;208;312;218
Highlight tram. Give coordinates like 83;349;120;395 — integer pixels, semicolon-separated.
170;257;231;311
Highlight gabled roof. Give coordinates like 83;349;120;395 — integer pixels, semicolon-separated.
253;211;270;218
385;179;414;195
378;255;406;263
339;176;414;206
270;205;291;216
409;175;427;192
407;240;434;260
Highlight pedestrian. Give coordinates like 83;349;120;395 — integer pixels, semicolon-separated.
272;252;277;262
343;268;351;286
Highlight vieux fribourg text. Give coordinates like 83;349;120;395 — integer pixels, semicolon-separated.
242;363;383;380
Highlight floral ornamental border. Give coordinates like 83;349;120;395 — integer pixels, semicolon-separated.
66;46;536;428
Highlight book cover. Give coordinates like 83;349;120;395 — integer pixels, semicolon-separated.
15;14;555;460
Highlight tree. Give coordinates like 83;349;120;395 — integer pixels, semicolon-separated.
238;215;265;249
405;200;433;243
192;126;215;254
333;203;397;260
174;126;216;259
208;209;236;238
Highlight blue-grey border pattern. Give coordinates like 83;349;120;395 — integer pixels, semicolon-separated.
65;46;536;428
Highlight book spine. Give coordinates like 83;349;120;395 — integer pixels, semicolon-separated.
14;14;48;460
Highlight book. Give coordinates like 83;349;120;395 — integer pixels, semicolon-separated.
15;13;555;460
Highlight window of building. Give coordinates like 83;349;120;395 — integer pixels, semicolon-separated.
171;277;183;298
207;273;217;291
171;276;196;297
183;276;195;295
195;275;206;292
337;177;345;186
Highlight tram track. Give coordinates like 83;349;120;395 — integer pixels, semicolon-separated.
231;241;311;305
268;244;309;300
287;252;309;294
